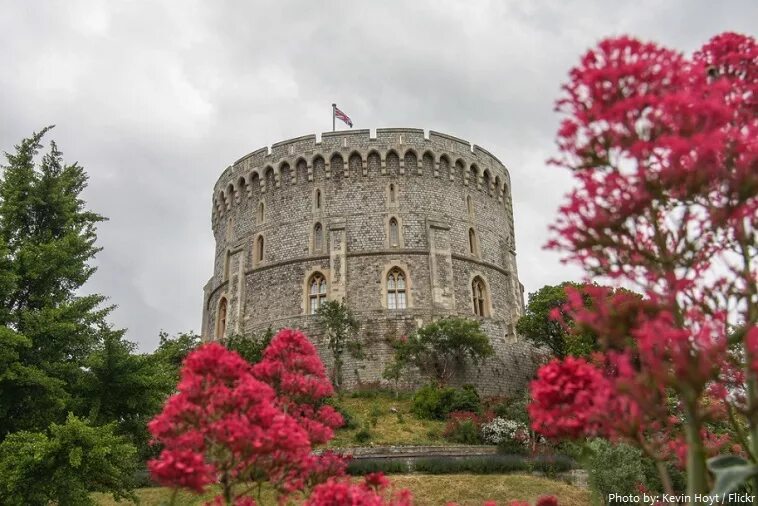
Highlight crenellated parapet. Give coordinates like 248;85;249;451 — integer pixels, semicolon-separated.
211;128;512;228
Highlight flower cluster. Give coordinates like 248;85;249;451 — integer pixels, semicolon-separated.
305;473;413;506
480;417;530;447
147;342;313;501
536;31;757;496
252;329;344;445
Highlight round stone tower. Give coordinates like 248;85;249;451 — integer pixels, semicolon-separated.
202;128;537;395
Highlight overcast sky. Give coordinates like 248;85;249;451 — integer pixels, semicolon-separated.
1;1;754;352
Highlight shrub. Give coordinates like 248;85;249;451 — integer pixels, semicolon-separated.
443;411;483;444
0;414;138;505
354;424;372;444
411;384;482;420
346;458;408;475
369;403;382;427
481;417;530;455
584;439;645;504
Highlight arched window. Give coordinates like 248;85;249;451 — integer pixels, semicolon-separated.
256;235;264;263
469;228;478;256
389;183;396;203
387;268;407;309
313;222;323;252
315;189;322;210
308;273;327;314
466;195;473;216
472;277;488;317
258;202;265;223
389;217;400;247
216;297;228;338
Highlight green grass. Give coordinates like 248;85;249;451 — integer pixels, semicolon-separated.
326;394;447;447
92;474;591;505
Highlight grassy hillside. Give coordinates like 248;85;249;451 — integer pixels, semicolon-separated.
326;393;448;448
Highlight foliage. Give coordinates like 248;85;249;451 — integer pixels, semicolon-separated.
481;417;530;448
346;458;408;475
489;393;531;427
532;32;758;498
75;331;173;460
413;454;573;475
0;413;137;505
517;282;590;358
147;342;313;504
305;472;413;506
353;423;373;444
0;127;115;436
411;383;482;420
151;330;201;382
583;439;646;504
443;411;483;444
251;329;343;445
221;327;273;365
316;299;361;394
386;317;493;385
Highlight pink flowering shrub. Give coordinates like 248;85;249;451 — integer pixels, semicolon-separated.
148;342;313;504
305;473;413;506
532;31;757;497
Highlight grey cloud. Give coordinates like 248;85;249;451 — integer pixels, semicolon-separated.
1;0;754;350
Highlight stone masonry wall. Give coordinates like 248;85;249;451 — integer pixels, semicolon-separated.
202;128;536;396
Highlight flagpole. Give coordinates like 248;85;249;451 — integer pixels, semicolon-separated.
332;103;336;132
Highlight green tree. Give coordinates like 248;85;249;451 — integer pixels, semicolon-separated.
151;330;201;383
0;127;111;436
220;327;274;365
387;317;493;385
516;282;596;358
0;414;137;505
75;330;174;459
316;299;360;394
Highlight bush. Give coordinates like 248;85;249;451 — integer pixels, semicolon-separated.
353;424;372;444
411;384;482;420
346;458;407;475
584;439;646;504
481;417;530;455
0;414;138;505
443;411;482;444
413;454;573;474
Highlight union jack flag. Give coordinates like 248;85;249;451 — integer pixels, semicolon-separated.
334;106;353;128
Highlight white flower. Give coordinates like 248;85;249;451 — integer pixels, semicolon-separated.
480;417;530;446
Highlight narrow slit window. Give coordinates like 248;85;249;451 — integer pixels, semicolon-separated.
256;235;264;263
258;202;265;223
389;218;399;247
315;189;321;210
389;184;396;203
216;297;228;338
469;228;477;255
313;223;323;252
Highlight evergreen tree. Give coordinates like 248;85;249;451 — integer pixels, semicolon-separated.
0;127;113;436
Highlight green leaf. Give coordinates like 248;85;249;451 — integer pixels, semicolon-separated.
708;454;758;496
68;446;82;468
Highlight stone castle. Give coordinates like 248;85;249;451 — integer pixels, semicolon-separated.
201;128;538;395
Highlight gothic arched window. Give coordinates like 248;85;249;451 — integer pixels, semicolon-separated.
313;222;323;252
472;277;488;317
256;235;264;263
308;273;327;314
387;268;407;310
216;297;228;339
389;217;400;247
